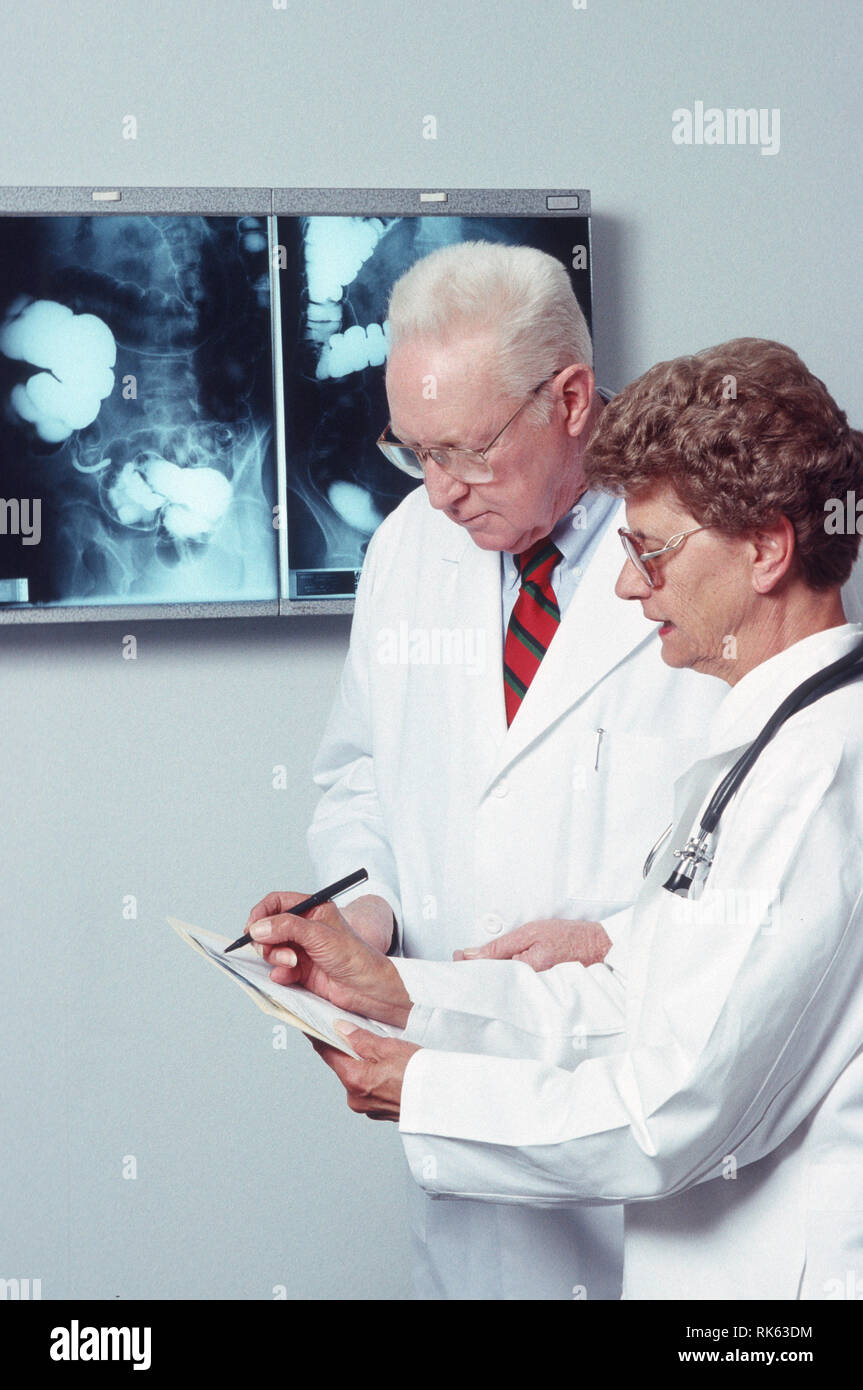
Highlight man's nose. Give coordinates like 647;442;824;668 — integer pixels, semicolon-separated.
422;457;471;510
615;554;653;601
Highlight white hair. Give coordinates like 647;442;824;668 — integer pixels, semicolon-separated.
386;240;593;422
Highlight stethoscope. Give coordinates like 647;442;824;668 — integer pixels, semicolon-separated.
642;634;863;898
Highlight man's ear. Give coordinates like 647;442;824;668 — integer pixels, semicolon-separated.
749;515;796;593
560;364;596;437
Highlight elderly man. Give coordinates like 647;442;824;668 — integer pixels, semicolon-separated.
254;337;863;1300
252;242;720;1300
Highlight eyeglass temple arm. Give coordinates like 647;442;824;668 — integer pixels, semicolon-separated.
638;526;708;562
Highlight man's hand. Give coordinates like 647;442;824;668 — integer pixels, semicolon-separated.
338;894;395;954
309;1026;420;1122
245;891;411;1028
453;918;611;971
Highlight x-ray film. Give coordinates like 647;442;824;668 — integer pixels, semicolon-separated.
0;213;279;611
277;208;592;602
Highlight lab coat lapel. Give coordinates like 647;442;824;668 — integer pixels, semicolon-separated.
485;519;651;784
440;521;508;762
703;622;863;758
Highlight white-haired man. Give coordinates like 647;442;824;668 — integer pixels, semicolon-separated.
251;241;723;1299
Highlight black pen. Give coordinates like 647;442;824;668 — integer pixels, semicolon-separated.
223;868;369;954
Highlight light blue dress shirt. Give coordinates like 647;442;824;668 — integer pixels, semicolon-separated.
501;487;620;634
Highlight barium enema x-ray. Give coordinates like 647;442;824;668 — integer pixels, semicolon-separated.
0;215;279;607
279;214;592;600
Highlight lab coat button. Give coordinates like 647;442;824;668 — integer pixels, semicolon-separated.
493;780;509;798
481;913;504;935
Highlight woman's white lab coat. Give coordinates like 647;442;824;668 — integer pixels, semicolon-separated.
393;622;863;1299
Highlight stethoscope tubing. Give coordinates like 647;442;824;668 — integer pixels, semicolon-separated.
653;634;863;896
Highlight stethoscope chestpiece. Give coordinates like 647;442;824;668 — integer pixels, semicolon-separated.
662;831;714;898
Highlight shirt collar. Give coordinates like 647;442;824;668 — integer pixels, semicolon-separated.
502;490;620;590
707;621;863;755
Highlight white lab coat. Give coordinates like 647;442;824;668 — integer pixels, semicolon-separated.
393;623;863;1300
309;483;725;1299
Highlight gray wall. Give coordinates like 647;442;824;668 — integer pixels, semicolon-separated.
1;0;861;1299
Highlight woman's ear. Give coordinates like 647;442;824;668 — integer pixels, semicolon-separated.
749;515;796;594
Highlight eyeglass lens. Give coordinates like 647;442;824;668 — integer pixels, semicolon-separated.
622;533;653;583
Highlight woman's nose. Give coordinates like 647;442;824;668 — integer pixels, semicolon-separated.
615;554;653;600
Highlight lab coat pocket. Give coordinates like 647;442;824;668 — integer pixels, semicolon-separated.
570;731;701;908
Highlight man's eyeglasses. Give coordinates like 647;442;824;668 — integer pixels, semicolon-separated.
618;525;712;587
377;372;564;485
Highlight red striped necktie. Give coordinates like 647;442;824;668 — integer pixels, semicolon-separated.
503;536;563;726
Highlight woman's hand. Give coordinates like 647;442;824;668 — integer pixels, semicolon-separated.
309;1027;420;1122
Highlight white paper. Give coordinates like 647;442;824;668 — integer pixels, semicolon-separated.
167;918;401;1058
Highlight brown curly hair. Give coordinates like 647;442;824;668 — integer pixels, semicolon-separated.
583;338;863;589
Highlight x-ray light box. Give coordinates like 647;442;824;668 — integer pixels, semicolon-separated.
0;188;593;623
